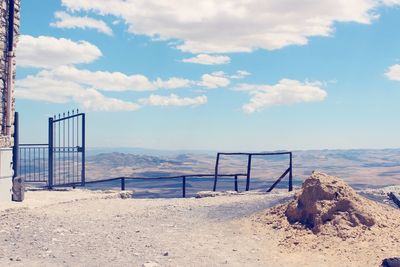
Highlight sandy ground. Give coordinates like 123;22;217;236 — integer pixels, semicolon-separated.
0;189;398;267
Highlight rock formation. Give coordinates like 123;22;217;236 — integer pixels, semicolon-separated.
285;171;375;234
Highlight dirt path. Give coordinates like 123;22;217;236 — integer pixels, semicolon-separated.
0;190;294;267
0;189;398;267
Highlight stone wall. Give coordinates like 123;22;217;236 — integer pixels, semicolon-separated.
0;0;19;148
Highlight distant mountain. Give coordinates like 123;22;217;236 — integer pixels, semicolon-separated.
86;147;216;156
88;152;180;168
84;149;400;188
85;152;215;180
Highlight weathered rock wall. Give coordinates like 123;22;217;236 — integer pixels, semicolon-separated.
0;0;19;148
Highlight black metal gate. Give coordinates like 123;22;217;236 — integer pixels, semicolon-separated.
49;110;85;188
16;110;85;188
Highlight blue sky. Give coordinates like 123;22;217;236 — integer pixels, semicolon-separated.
15;0;400;151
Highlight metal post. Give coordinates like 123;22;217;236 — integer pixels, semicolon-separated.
182;176;186;198
81;113;85;186
213;153;220;191
121;178;125;190
234;175;238;192
12;112;23;201
48;117;54;189
246;154;252;191
289;152;293;192
12;112;19;177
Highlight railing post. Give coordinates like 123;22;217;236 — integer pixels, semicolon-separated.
246;154;252;191
234;175;238;192
48;117;54;189
213;153;220;191
289;152;293;192
182;176;186;198
81;113;86;186
121;177;125;190
12;112;24;201
12;112;19;177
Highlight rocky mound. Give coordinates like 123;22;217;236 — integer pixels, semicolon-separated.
285;171;375;233
250;171;400;242
241;172;400;265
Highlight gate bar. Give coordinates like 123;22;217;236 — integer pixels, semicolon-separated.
12;112;19;178
81;113;85;186
48;117;54;189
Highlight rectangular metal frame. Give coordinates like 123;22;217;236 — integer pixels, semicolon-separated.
213;152;293;192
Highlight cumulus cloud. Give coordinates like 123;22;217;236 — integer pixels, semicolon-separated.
382;0;400;5
138;94;207;107
385;64;400;81
15;33;242;111
16;75;140;112
231;70;251;79
15;74;205;111
60;0;399;53
50;11;113;36
154;77;193;89
17;35;102;69
38;66;156;92
236;79;327;113
182;54;231;65
199;71;230;89
15;66;214;111
31;65;216;92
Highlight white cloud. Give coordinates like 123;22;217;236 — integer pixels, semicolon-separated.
18;35;102;68
231;70;251;79
60;0;399;53
199;71;230;89
385;64;400;81
16;75;140;112
139;94;207;107
382;0;400;5
15;68;209;111
182;54;231;65
75;89;140;111
16;73;206;110
38;66;156;92
34;65;230;91
236;79;327;113
154;77;193;89
16;31;238;111
50;11;113;36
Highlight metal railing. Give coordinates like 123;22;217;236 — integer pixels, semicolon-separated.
52;173;249;198
34;151;294;198
213;152;293;192
19;144;49;183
